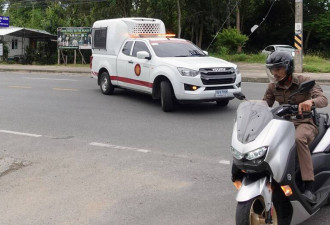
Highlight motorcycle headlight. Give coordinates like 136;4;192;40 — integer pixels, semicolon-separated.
245;146;268;161
231;147;244;160
177;67;200;77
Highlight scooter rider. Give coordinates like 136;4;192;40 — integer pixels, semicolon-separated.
263;51;328;204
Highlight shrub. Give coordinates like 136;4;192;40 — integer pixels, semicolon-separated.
215;28;248;53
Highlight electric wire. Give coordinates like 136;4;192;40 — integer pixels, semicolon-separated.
206;0;278;51
240;0;278;48
248;0;277;38
206;0;240;51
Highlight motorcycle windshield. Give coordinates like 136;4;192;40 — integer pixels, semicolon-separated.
236;100;273;143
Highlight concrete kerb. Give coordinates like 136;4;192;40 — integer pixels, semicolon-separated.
242;77;330;85
0;64;330;85
0;67;91;76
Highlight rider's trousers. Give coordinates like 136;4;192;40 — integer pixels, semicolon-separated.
294;119;318;181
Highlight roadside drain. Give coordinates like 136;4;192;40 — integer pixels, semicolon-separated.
0;157;31;178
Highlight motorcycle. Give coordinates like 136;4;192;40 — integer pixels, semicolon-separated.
231;80;330;225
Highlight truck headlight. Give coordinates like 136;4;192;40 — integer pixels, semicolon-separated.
177;67;200;77
231;147;244;160
235;67;240;75
246;147;268;161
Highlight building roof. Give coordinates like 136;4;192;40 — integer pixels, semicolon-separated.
0;26;56;40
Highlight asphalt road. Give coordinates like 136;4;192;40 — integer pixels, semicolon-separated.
0;71;330;225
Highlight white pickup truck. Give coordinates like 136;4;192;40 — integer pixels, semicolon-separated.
90;18;241;112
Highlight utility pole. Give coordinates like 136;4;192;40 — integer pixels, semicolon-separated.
294;0;303;73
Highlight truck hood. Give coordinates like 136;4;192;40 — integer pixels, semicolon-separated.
158;56;237;70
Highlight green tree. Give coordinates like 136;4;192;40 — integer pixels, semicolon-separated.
215;28;248;53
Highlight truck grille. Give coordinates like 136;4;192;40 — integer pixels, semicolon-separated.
200;67;236;85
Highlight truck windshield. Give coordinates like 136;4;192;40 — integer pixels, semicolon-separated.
150;40;206;57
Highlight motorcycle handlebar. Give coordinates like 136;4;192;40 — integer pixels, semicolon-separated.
275;104;315;117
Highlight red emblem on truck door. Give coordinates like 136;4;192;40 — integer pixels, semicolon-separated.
134;64;141;76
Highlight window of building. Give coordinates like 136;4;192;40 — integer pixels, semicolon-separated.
12;39;18;49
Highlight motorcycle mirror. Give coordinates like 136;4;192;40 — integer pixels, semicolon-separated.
233;92;246;100
298;80;315;93
288;80;315;100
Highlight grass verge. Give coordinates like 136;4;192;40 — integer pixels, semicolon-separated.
211;53;330;73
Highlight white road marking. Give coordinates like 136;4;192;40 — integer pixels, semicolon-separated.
0;130;42;137
8;86;31;89
24;77;78;81
89;142;151;153
219;160;231;165
53;88;78;91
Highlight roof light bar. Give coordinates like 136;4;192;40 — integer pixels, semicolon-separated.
129;33;176;38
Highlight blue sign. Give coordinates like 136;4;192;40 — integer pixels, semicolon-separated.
0;16;9;27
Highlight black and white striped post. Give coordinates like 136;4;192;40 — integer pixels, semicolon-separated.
294;0;303;73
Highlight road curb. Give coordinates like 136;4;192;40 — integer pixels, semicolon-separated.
1;67;329;85
242;77;330;85
0;68;91;75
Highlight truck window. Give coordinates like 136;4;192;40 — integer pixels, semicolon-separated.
92;28;107;49
150;40;205;57
132;41;151;57
122;41;133;56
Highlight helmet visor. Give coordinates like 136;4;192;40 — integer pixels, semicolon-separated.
265;60;289;83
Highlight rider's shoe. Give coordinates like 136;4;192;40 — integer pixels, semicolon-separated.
302;190;317;205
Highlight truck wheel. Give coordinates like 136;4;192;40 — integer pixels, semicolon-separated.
216;99;229;107
100;72;114;95
160;80;175;112
236;197;282;225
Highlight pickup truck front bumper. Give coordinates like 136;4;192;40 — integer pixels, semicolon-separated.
173;73;242;101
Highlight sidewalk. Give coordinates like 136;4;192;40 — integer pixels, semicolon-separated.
1;63;330;85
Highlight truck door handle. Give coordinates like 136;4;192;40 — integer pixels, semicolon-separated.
128;60;133;64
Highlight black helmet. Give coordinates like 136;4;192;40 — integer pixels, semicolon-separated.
266;51;294;76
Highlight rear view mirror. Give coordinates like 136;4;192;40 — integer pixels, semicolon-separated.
288;80;315;101
137;51;151;60
234;92;246;100
298;80;315;93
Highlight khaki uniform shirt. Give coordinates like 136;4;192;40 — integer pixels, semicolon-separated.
263;74;328;125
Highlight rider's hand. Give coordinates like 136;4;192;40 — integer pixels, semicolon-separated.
298;100;313;115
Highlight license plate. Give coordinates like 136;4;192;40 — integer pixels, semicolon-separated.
215;89;228;97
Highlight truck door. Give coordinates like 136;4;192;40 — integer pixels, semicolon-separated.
125;41;152;93
117;40;134;86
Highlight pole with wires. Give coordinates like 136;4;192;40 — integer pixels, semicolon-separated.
294;0;303;73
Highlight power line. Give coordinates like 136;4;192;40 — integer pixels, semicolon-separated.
206;0;240;51
248;0;278;38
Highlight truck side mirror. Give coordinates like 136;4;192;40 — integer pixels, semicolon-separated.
137;51;151;60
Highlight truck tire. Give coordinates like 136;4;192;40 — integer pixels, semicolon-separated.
216;99;229;107
100;72;114;95
160;80;175;112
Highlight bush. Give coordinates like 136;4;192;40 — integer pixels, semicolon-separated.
24;41;57;65
215;28;248;54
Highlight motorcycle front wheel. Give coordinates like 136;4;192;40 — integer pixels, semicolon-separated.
236;196;278;225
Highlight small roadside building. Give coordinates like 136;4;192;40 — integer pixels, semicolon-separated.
0;26;56;61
